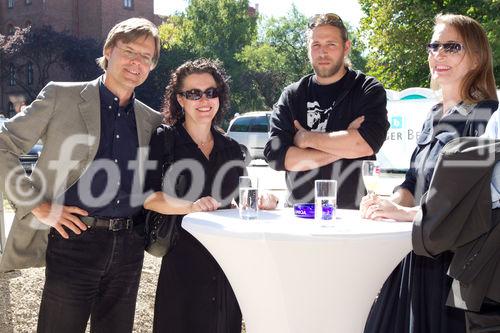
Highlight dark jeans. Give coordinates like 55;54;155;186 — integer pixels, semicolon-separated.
37;226;145;333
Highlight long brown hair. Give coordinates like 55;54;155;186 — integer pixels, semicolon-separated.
431;14;497;103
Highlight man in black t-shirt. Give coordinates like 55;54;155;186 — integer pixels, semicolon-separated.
264;13;389;209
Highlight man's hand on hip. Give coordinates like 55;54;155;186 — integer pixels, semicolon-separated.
31;202;89;239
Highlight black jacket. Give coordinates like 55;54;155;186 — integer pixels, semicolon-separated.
264;69;389;208
413;137;500;311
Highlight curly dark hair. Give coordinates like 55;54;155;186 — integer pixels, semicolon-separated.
162;58;231;125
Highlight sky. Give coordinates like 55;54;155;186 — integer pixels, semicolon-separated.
154;0;363;27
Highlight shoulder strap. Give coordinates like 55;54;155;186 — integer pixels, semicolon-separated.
161;125;175;176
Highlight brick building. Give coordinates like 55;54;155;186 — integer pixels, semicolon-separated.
0;0;162;117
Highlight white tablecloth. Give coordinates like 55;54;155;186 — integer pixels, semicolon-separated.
182;208;412;333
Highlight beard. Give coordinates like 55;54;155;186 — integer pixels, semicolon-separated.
312;57;344;79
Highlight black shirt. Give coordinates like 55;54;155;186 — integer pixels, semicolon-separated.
63;78;141;217
144;123;246;206
264;69;389;209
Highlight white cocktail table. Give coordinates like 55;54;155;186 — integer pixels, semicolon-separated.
182;208;412;333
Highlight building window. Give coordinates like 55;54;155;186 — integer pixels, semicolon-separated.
123;0;133;9
25;0;31;4
9;64;16;86
27;62;33;85
8;0;14;8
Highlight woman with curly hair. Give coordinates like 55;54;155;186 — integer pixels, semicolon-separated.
143;58;277;333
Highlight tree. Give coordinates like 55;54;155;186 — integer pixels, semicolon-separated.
0;25;101;101
152;0;258;122
359;0;500;90
237;6;309;109
62;36;102;81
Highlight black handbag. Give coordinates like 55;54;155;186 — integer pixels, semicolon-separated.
144;210;178;257
145;125;179;258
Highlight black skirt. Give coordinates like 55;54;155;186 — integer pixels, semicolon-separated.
364;251;466;333
153;228;242;333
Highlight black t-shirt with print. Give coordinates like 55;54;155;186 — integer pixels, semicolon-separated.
304;74;348;132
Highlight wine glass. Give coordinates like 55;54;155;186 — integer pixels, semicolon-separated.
362;161;381;194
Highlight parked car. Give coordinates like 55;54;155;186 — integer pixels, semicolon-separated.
226;111;271;160
0;116;42;174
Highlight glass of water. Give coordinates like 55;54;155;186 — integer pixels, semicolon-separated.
239;176;259;219
314;179;337;222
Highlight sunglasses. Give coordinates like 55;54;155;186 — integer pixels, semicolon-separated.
179;88;220;100
426;42;464;54
308;13;344;29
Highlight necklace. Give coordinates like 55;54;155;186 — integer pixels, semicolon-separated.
182;123;213;149
197;138;213;148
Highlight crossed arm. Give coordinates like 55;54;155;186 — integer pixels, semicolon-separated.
284;116;371;171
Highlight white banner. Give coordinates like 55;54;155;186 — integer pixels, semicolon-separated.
377;98;437;171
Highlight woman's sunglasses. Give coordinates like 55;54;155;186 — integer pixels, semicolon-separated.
426;42;464;54
178;88;220;100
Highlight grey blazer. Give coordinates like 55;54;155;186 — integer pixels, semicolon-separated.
413;137;500;311
0;77;162;271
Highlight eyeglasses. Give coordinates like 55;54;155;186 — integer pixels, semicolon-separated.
115;45;154;67
426;42;464;54
308;13;344;29
178;88;220;100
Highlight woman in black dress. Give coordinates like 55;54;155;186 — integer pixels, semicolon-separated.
360;14;499;333
143;58;277;333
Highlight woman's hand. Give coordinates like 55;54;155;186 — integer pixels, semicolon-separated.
360;193;417;222
191;196;221;213
360;193;378;218
258;192;279;210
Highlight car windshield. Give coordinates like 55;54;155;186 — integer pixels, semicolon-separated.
249;116;269;133
230;117;252;132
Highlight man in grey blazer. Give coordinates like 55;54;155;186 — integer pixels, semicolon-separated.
0;18;163;332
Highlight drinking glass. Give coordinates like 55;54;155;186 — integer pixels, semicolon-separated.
314;180;337;222
239;176;259;219
362;161;381;194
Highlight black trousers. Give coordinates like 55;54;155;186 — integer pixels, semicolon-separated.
37;226;145;333
466;299;500;333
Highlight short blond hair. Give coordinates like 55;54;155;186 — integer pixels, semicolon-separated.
96;17;160;70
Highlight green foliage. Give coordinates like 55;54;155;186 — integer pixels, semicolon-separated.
149;0;258;122
345;22;367;72
359;0;500;90
236;6;310;109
